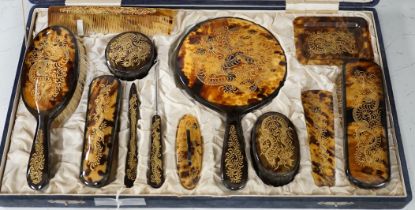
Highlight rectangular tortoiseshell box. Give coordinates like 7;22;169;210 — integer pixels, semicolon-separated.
0;0;411;208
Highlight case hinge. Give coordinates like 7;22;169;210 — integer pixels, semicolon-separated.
286;0;340;13
65;0;121;6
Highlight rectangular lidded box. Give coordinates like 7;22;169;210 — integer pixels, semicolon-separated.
0;0;411;208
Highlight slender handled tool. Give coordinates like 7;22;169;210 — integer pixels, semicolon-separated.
147;61;165;188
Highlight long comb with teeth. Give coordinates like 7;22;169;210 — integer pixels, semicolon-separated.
48;6;176;36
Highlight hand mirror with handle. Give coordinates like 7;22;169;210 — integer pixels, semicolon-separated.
172;17;287;190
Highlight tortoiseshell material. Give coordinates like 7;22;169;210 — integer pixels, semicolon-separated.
294;17;374;65
176;115;203;190
80;75;122;188
302;90;336;187
22;26;78;113
21;26;79;190
105;32;156;81
173;17;287;190
124;83;140;188
251;112;300;187
147;114;164;188
48;7;177;36
343;61;390;189
174;17;287;111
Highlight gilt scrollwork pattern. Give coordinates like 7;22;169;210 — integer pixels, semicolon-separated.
86;83;112;171
126;94;138;180
257;115;295;171
29;130;45;185
58;6;158;15
150;117;163;186
344;61;389;185
293;17;374;65
224;125;244;184
304;31;358;57
23;27;75;110
177;18;286;106
194;42;262;94
351;70;385;168
107;33;152;69
81;77;120;185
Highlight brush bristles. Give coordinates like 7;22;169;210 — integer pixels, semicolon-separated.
48;7;176;36
52;39;87;128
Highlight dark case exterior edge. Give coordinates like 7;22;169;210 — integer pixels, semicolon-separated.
0;2;411;208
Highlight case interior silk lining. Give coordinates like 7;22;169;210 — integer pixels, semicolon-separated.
0;8;404;196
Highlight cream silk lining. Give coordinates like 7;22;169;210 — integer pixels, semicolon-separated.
0;8;404;196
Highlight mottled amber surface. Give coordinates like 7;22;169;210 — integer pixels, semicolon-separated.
80;76;121;186
302;90;335;187
22;26;77;112
176;115;203;190
294;17;373;65
177;17;286;107
254;113;298;173
345;61;389;187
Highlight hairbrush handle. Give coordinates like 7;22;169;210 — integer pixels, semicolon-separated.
125;84;140;188
147;114;164;188
221;115;248;190
27;115;50;191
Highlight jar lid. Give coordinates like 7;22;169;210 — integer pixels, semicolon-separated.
105;32;156;81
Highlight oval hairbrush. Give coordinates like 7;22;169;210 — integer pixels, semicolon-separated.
251;112;300;187
21;26;86;190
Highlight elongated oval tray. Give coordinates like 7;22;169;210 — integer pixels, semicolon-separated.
294;16;374;65
176;114;203;190
251;112;300;187
343;61;390;189
79;75;122;188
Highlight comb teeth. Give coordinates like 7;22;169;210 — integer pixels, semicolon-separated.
48;6;176;36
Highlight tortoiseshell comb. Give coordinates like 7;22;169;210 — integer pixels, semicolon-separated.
48;6;176;36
